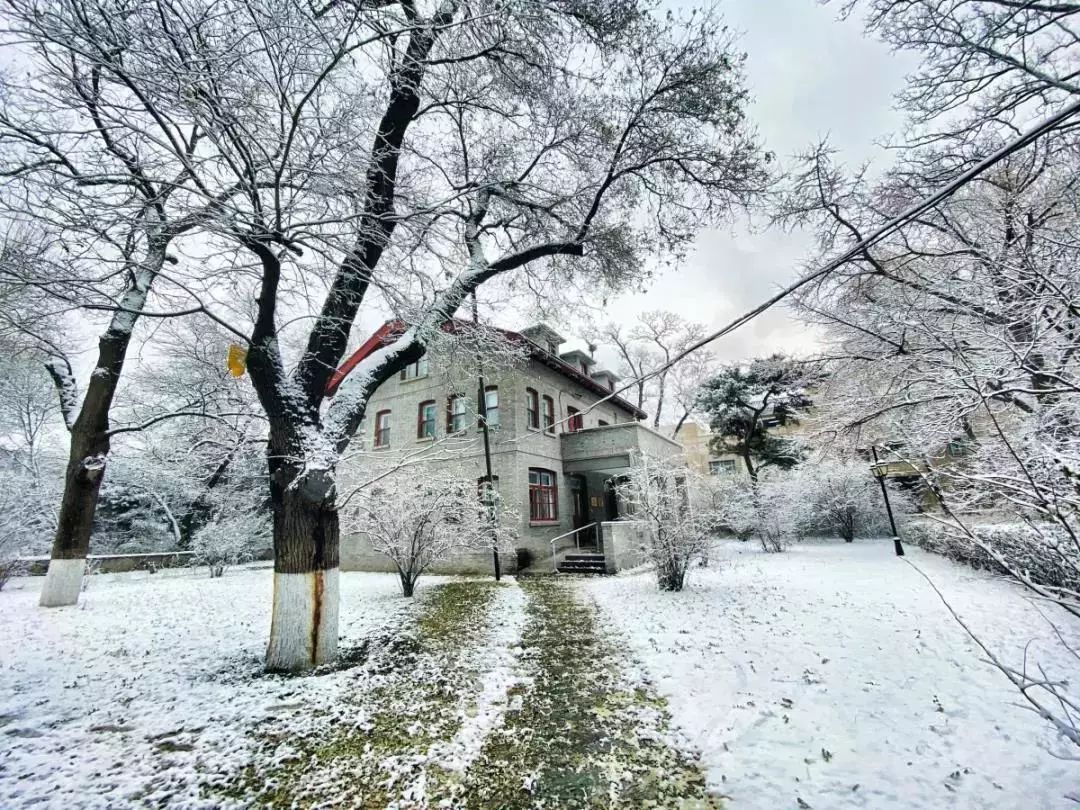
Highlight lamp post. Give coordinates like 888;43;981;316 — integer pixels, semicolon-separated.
871;446;905;557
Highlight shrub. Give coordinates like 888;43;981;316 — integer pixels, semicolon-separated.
905;520;1080;595
516;547;535;572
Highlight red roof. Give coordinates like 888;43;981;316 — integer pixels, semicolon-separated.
326;319;647;419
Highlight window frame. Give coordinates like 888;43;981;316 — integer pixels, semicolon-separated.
541;395;555;434
374;409;392;448
528;467;559;522
709;459;737;476
399;355;429;381
417;400;437;440
447;393;468;434
525;387;540;430
566;406;583;433
480;385;500;429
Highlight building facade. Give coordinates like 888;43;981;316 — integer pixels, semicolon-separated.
337;323;684;573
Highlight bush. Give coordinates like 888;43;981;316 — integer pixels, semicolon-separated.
190;510;271;577
516;547;535;572
0;556;26;591
905;520;1080;594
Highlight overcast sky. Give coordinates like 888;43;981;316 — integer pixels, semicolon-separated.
550;0;918;367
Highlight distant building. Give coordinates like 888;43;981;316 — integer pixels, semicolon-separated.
335;322;684;574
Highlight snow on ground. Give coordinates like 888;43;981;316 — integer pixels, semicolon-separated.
584;539;1080;809
429;580;529;774
0;566;431;808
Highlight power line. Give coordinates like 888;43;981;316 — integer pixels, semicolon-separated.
568;97;1080;424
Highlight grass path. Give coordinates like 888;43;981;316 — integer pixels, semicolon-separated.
460;577;721;809
212;577;717;808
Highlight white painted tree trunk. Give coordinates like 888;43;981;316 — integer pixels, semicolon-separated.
39;557;85;607
265;568;340;671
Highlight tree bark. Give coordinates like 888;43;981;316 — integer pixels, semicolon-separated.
39;428;108;606
40;243;166;606
264;456;341;672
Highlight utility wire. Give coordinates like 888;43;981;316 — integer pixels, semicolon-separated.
559;97;1080;428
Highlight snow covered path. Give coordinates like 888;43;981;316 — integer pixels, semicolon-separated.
584;540;1080;809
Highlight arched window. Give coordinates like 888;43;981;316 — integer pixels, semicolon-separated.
417;400;436;439
528;468;558;521
526;387;539;429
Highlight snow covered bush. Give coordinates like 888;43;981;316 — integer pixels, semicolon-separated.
190;510;271;578
794;458;889;541
344;469;516;597
699;475;756;540
617;453;717;591
753;470;803;552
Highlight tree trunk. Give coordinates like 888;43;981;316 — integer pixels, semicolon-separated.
399;571;416;598
264;466;341;672
39;428;108;607
40;244;166;607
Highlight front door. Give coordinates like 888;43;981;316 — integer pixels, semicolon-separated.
570;475;591;544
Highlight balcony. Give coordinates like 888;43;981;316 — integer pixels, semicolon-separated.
560;422;682;473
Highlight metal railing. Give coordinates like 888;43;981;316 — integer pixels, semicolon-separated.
549;522;598;571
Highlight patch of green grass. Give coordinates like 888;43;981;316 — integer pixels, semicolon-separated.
211;580;503;808
461;578;722;809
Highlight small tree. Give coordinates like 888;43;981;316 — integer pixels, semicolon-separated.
617;453;715;591
345;470;514;597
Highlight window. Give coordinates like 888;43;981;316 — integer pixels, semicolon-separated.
374;410;391;448
400;355;429;381
946;439;972;458
478;475;500;508
709;459;736;476
447;394;468;433
526;388;540;429
566;406;583;432
542;395;555;433
417;400;436;439
528;468;558;521
480;385;499;429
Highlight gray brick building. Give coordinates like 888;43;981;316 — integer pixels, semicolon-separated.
336;323;683;574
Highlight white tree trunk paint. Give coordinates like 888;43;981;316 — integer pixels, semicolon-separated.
39;558;85;607
265;568;339;671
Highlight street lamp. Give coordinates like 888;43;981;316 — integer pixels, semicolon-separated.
871;446;905;557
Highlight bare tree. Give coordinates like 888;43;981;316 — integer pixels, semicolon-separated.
344;467;515;597
596;311;716;431
616;451;716;591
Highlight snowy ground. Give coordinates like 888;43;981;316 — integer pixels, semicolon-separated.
7;544;1079;808
584;539;1080;809
0;566;432;807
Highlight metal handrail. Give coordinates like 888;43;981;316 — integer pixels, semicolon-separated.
550;522;598;571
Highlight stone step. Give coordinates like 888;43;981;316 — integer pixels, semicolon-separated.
557;559;609;575
563;553;605;562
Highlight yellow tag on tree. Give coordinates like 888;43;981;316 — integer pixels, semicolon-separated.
227;344;248;377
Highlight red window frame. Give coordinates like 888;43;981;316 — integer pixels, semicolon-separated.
542;395;555;433
528;468;558;521
526;387;539;429
374;409;391;448
417;400;436;439
447;394;467;433
567;406;583;433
